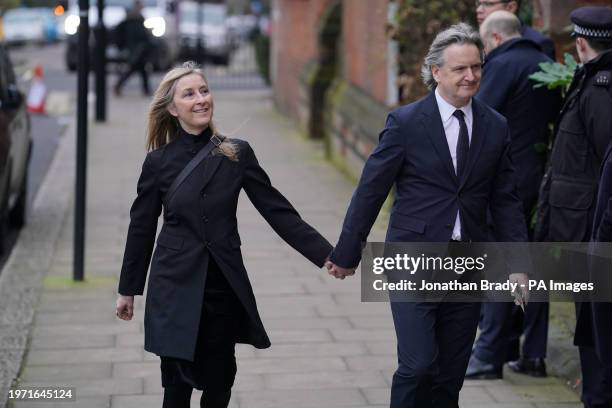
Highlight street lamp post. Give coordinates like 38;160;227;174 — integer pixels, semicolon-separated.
196;0;206;64
94;0;107;122
74;0;90;281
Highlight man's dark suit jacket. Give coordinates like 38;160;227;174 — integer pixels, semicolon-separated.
521;24;556;60
119;135;332;361
330;92;527;269
593;143;612;242
477;38;560;215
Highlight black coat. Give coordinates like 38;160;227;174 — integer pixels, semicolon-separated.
119;130;332;360
477;38;560;215
536;50;612;243
593;143;612;242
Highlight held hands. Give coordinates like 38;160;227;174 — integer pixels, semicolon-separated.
116;295;134;320
325;259;356;280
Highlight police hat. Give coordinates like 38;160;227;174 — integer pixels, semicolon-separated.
571;6;612;40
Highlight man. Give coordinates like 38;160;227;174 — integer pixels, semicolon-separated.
465;10;561;380
326;23;528;408
476;0;555;59
114;0;153;96
535;6;612;408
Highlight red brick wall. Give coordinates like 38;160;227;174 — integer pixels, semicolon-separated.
343;0;389;105
271;0;333;117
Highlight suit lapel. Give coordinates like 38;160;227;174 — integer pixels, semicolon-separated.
420;93;458;183
198;153;224;192
459;99;487;188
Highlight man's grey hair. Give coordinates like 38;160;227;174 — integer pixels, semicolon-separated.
481;10;521;41
421;23;485;90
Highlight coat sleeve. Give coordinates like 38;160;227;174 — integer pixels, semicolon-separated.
118;152;162;295
241;142;332;267
330;112;405;269
597;196;612;242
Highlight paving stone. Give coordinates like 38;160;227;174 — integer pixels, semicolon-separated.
264;371;388;390
20;363;112;382
31;322;140;337
253;342;367;358
29;335;115;350
344;355;396;371
364;341;397;355
361;387;390;405
25;348;143;366
348;316;395;329
34;311;117;325
330;328;396;342
238;356;347;374
18;378;142;397
236;388;367;407
486;384;580;403
112;362;158;378
267;328;332;343
261;317;351;330
10;396;110;408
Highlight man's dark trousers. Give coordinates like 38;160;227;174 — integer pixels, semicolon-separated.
391;301;480;407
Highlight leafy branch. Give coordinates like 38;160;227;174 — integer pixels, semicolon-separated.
529;53;580;92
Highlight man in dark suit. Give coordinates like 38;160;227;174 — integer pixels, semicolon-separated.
476;0;556;59
466;10;561;380
326;23;528;408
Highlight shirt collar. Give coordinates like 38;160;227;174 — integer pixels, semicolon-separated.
177;125;211;144
434;87;473;123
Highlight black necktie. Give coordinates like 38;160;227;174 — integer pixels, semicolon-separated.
452;110;469;179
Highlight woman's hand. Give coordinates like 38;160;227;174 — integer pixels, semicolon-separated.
116;295;134;320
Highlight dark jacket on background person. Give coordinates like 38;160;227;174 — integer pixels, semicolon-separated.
115;12;152;57
118;130;332;361
521;24;556;60
478;38;561;217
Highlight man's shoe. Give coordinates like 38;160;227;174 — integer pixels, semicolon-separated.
465;354;503;379
507;357;547;377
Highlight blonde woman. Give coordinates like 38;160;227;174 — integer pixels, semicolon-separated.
115;61;332;408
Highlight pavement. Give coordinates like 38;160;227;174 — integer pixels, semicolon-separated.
0;86;583;407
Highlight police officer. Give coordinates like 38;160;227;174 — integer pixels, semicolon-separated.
535;6;612;408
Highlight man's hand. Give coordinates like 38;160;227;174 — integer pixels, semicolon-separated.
325;260;355;280
116;295;134;320
509;273;529;307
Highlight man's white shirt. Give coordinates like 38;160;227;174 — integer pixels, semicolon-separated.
434;87;473;241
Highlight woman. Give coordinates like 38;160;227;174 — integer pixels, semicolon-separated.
115;61;332;408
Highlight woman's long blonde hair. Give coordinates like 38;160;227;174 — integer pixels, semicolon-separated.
146;61;238;161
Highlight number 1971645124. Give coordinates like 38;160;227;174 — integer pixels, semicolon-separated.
8;387;74;400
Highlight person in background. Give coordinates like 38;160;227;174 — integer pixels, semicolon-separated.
466;10;561;380
114;0;153;96
475;0;556;59
535;6;612;408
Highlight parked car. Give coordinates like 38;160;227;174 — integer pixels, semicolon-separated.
177;2;232;66
63;0;177;71
0;43;32;253
2;8;59;46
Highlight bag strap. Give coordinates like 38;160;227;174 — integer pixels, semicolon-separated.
164;134;225;207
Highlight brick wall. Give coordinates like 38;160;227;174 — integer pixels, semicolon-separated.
343;0;389;105
270;0;333;118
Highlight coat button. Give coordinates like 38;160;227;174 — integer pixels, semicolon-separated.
205;241;211;247
202;216;209;223
201;191;207;198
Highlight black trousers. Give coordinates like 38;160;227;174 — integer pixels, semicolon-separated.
580;346;612;408
115;45;151;94
390;301;481;408
161;258;242;408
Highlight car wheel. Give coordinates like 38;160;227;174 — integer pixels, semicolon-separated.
9;165;27;229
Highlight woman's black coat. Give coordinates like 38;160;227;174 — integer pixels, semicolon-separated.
119;133;332;361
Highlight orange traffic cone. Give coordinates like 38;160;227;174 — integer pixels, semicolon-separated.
27;65;47;114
